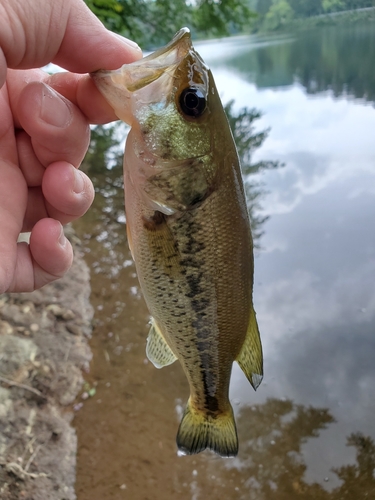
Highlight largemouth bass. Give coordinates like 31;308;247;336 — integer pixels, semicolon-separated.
92;28;263;457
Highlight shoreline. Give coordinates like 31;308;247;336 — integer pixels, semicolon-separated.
0;227;93;500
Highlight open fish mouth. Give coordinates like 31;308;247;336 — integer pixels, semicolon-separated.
91;27;208;124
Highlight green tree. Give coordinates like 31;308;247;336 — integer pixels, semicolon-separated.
343;0;375;8
84;0;257;47
288;0;323;17
191;0;256;36
322;0;345;13
256;0;273;16
137;0;194;48
263;0;295;31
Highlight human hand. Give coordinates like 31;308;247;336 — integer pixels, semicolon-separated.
0;0;142;293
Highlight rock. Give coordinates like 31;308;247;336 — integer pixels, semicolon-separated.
62;310;76;321
46;304;66;317
0;227;93;500
66;324;82;336
46;305;76;321
0;335;38;376
0;321;13;335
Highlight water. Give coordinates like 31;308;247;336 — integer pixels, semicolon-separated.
74;23;375;499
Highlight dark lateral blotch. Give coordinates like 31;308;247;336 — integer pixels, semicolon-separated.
142;210;166;230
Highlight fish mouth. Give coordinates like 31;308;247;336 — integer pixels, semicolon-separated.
91;28;198;123
141;27;192;66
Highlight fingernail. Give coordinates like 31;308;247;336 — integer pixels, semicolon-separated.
58;224;67;248
73;168;85;194
111;32;142;54
40;84;72;128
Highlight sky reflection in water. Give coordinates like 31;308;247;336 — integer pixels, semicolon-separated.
199;33;375;490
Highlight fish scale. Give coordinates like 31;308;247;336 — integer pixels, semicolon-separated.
92;27;263;457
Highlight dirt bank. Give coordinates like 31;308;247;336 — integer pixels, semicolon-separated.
0;229;93;500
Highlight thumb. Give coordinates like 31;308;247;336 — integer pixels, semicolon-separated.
53;0;142;73
0;0;141;87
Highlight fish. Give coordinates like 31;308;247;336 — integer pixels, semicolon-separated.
91;27;263;457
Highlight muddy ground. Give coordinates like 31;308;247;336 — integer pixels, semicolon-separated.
0;229;93;500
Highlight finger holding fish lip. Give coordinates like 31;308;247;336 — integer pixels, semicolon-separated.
47;71;126;124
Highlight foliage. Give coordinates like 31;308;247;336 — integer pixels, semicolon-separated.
191;0;257;37
322;0;346;13
84;0;257;48
254;0;375;32
288;0;323;17
85;0;150;42
263;0;295;31
84;0;124;31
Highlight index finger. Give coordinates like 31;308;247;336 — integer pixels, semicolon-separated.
47;71;119;124
7;68;120;127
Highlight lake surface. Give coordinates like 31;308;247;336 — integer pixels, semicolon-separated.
74;22;375;499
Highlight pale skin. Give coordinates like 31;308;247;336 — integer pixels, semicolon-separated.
0;0;142;293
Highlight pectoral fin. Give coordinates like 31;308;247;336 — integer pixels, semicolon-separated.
236;307;263;390
146;319;177;368
126;223;134;260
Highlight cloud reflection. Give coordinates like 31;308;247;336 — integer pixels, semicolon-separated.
207;71;375;218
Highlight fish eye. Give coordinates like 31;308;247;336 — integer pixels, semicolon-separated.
179;87;206;118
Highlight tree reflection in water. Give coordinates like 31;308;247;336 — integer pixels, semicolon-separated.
224;100;282;245
225;23;375;104
200;398;375;500
332;433;375;500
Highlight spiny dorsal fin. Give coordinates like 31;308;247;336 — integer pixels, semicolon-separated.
236;307;263;390
146;318;177;369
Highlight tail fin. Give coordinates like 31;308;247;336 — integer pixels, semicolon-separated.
176;399;238;457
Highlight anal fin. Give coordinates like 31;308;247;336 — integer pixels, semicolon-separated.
236;307;263;390
146;318;177;369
